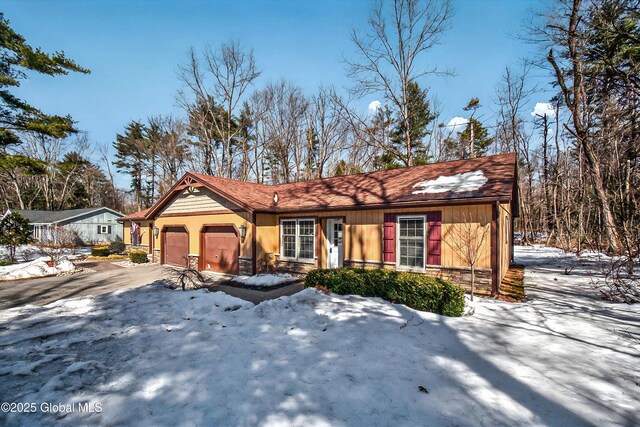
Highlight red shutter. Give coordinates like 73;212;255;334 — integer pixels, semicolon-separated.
383;213;396;263
426;211;442;265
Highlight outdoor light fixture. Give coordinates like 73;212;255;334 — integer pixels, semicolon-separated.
153;226;159;239
239;224;247;243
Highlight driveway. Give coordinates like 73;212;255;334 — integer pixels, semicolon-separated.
0;264;305;309
0;265;167;310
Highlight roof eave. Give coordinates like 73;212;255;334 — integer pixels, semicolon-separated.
254;194;513;215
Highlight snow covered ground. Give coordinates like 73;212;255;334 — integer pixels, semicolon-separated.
233;273;298;287
0;246;638;426
0;258;77;281
0;244;90;263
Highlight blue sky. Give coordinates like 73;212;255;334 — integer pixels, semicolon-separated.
4;0;551;185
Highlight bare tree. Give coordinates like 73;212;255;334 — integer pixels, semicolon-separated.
543;0;621;251
494;65;538;243
347;0;452;166
446;212;490;300
147;115;190;194
255;80;309;184
37;225;82;265
305;87;349;179
178;41;260;178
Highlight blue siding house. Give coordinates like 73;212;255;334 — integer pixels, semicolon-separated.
6;207;124;244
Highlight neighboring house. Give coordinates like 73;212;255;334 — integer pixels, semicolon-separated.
118;153;518;294
6;207;124;244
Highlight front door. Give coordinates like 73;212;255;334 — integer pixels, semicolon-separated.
326;218;343;268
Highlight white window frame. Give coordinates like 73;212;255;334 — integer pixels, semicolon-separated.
396;215;426;272
99;225;110;234
279;218;315;262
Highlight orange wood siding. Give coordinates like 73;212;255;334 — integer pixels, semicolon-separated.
153;212;252;258
499;202;511;281
255;213;278;262
318;218;327;268
123;220;152;248
256;203;494;270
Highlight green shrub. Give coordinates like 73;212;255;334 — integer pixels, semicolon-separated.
304;268;465;317
129;250;149;264
91;246;110;257
109;240;126;254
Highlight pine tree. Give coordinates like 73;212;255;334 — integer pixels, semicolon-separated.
374;81;435;169
0;212;31;262
389;81;435;165
0;14;89;146
445;118;493;159
113;121;147;210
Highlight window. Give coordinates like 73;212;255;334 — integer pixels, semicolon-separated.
398;216;425;269
98;225;111;235
280;218;315;261
282;220;297;258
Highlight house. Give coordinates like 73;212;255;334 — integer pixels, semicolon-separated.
118;153;518;294
6;207;124;244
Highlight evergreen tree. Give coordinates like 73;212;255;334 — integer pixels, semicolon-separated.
0;152;47;209
370;106;397;170
374;81;435;169
113;121;147;210
0;14;89;146
333;159;362;176
389;81;435;165
56;151;91;209
0;212;31;262
445;118;493;159
459;118;493;157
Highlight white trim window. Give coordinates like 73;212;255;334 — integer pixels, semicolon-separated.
280;218;315;261
98;225;111;235
397;215;425;269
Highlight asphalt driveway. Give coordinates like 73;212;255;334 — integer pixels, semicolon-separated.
0;264;167;310
0;263;304;310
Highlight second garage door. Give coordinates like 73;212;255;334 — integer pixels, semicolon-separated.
163;227;189;267
201;226;239;275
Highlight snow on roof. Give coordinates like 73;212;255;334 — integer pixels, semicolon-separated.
412;170;488;194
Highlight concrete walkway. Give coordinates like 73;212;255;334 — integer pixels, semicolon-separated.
208;282;305;304
75;260;125;272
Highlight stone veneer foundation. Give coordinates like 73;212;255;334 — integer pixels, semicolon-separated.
239;257;253;276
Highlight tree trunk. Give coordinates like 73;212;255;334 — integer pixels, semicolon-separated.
546;0;621;252
470;265;475;302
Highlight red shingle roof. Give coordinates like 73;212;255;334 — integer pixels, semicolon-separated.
142;153;517;217
270;153;517;212
118;208;151;221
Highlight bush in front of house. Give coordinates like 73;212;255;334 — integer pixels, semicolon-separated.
305;268;465;317
129;250;149;264
91;246;110;257
109;240;126;254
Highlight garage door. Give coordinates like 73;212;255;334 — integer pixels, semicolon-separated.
164;227;189;267
202;226;239;275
